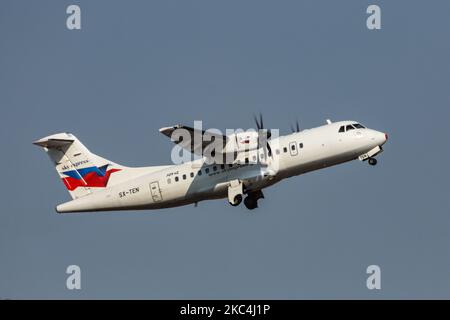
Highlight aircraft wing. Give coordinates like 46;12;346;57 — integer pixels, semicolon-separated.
159;124;228;157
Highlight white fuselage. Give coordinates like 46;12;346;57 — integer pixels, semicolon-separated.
55;121;387;213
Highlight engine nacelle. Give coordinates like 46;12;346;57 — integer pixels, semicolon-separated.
223;131;259;154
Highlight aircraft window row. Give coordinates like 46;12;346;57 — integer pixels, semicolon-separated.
167;149;315;184
339;123;366;133
167;141;309;185
167;163;240;184
281;143;303;153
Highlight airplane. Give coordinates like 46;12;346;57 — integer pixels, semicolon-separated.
33;117;388;213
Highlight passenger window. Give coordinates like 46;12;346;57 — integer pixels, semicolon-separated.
198;170;202;176
228;164;233;168
182;174;186;180
190;172;194;178
283;147;287;153
276;149;280;155
167;178;171;184
205;168;210;173
245;157;249;164
299;143;303;148
220;164;224;169
252;155;257;161
291;144;296;151
175;176;179;182
346;125;355;131
339;126;345;133
213;166;217;171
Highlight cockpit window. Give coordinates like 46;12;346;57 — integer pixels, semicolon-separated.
338;126;345;133
346;124;355;131
353;123;365;129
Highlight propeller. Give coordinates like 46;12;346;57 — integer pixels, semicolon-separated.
291;119;300;133
254;113;271;139
253;113;272;159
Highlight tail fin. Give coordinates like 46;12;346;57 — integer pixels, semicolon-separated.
33;132;124;199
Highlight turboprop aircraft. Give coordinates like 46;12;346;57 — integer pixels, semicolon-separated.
33;116;388;212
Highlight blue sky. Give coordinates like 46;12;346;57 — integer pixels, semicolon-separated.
1;0;450;298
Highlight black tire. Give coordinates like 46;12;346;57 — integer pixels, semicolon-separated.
244;196;258;210
231;194;243;206
368;158;377;166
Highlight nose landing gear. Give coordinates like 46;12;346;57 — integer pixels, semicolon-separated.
358;146;382;166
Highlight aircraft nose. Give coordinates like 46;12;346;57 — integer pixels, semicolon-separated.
371;130;387;146
378;131;388;146
384;133;388;143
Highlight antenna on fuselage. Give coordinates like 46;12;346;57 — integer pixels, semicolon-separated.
326;119;332;124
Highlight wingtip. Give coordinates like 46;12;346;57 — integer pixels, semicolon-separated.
32;138;46;147
158;126;172;133
159;124;182;133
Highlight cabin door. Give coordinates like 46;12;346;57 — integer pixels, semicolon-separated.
150;181;163;202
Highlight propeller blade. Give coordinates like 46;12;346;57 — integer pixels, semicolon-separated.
267;142;272;157
254;114;261;130
252;113;273;163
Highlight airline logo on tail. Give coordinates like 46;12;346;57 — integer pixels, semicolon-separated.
61;164;120;191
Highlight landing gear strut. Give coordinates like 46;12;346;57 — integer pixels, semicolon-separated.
228;179;244;206
368;158;377;166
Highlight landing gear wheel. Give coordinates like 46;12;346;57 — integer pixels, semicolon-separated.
231;194;243;206
368;158;377;166
244;196;258;210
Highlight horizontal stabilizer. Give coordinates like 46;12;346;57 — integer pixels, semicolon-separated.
33;137;74;148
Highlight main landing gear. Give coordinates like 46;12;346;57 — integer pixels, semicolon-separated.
244;190;264;210
228;180;243;206
228;180;264;210
230;194;243;206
